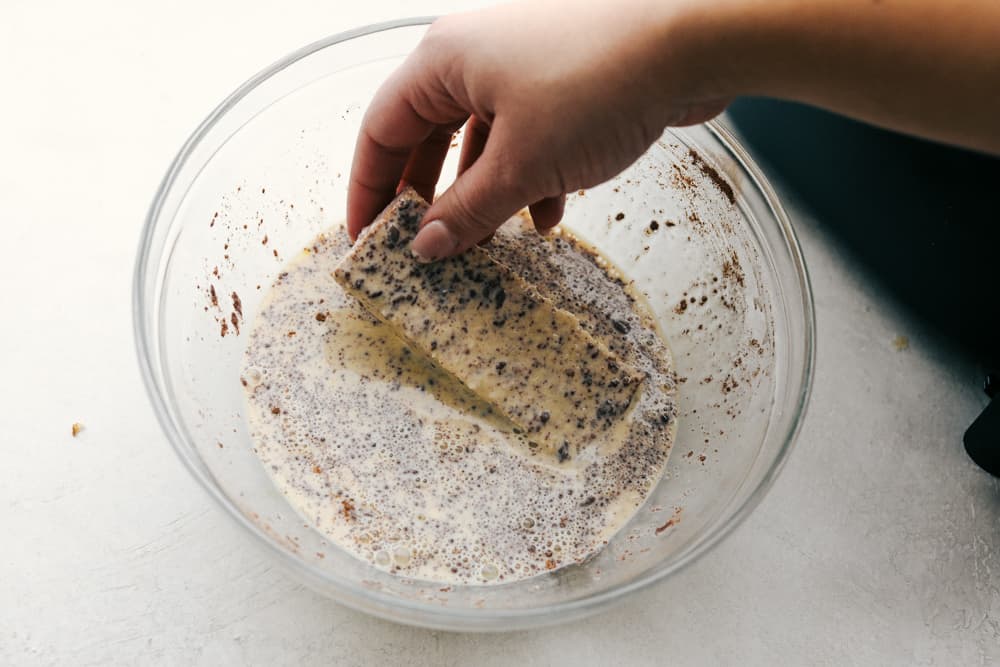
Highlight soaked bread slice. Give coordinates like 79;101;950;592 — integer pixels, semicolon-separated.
334;188;644;462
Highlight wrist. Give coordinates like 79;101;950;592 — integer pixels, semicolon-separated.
659;0;778;104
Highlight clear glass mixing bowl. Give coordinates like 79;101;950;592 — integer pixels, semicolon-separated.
134;18;814;631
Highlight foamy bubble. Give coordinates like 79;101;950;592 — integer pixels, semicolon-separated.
245;366;265;386
392;546;412;567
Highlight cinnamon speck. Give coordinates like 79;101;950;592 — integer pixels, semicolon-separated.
721;252;745;287
655;507;683;534
688;149;735;204
341;499;355;521
655;518;677;534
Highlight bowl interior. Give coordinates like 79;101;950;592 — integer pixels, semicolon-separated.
136;20;813;630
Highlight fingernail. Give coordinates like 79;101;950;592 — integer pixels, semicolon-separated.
410;220;459;262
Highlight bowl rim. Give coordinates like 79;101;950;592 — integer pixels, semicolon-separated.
133;16;816;630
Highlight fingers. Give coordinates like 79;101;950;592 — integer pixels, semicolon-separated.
399;122;464;204
529;195;566;233
411;135;531;261
458;115;490;176
347;60;456;241
347;109;430;239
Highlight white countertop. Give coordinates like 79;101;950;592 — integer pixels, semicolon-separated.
3;1;997;664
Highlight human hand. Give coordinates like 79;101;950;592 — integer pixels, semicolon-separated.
346;0;730;260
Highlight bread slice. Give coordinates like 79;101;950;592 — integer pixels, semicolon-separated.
334;188;643;462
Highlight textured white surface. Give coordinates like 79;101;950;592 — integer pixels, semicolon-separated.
2;1;997;665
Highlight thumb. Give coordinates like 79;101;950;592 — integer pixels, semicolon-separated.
410;143;528;261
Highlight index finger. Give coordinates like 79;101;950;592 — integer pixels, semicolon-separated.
347;72;436;240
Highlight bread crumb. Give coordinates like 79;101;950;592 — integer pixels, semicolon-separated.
71;422;83;437
893;335;910;351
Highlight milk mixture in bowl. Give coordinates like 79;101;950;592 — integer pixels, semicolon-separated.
241;201;678;586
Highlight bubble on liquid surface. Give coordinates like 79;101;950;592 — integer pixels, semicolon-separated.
392;546;412;567
245;366;265;386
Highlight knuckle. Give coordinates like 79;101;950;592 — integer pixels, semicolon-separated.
490;149;534;201
423;16;458;49
448;185;494;237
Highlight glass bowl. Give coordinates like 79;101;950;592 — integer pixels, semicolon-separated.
134;18;814;631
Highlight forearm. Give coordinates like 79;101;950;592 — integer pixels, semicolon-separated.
675;0;1000;154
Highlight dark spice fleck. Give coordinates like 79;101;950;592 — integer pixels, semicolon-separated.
689;149;735;204
596;399;618;419
539;411;550;423
611;318;630;334
649;220;659;231
557;442;570;463
315;312;327;322
387;225;400;247
615;212;625;221
655;518;677;534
